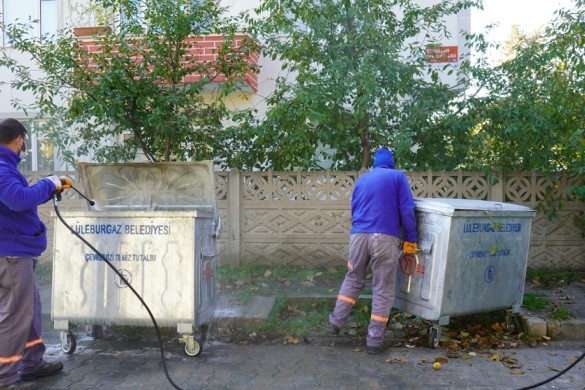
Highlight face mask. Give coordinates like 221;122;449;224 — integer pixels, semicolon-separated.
19;137;27;159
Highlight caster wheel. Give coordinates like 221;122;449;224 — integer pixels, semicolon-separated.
184;339;202;357
428;327;439;349
61;333;77;354
511;315;523;334
506;312;523;334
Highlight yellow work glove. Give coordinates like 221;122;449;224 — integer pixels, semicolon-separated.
403;241;418;254
59;176;73;190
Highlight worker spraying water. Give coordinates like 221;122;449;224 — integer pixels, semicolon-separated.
0;118;67;389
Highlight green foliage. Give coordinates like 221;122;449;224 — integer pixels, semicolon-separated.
450;0;585;223
217;0;482;170
522;293;549;312
0;0;259;163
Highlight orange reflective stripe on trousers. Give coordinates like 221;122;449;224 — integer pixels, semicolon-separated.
337;294;356;305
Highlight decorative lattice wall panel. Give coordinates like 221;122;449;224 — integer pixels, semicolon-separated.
32;170;584;270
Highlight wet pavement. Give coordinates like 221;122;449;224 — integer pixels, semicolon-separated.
33;277;585;390
32;336;585;389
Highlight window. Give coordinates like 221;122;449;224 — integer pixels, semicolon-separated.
20;120;71;172
2;0;59;45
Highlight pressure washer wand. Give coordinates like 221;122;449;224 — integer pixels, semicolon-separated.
70;185;95;206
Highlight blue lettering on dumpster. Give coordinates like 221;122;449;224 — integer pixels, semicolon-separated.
84;253;157;262
463;222;522;234
469;249;511;259
72;224;171;235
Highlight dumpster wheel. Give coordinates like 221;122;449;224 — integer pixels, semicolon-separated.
181;335;203;357
428;327;440;349
60;331;77;354
506;311;523;334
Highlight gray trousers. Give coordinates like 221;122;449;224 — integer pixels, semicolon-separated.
329;233;400;347
0;257;46;385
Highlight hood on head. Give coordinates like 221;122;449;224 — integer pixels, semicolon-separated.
373;148;395;169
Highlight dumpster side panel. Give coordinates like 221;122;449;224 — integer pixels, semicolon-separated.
193;216;218;327
394;209;451;320
441;212;534;316
52;211;207;328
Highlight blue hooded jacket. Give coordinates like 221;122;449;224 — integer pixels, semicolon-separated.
0;145;57;257
350;148;417;243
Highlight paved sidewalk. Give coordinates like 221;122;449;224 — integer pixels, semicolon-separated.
35;338;585;389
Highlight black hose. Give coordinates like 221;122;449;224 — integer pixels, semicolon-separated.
52;194;185;390
516;351;585;390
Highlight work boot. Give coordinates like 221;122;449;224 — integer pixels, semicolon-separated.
20;362;63;381
366;344;388;355
326;323;340;336
0;381;38;389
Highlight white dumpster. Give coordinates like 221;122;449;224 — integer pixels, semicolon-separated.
393;198;537;348
52;161;220;357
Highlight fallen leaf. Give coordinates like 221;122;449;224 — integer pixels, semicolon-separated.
264;270;272;278
510;369;524;375
386;357;408;364
353;348;362;352
434;357;449;364
501;356;521;369
491;353;501;361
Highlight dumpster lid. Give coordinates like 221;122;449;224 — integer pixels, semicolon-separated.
78;161;217;211
414;198;535;214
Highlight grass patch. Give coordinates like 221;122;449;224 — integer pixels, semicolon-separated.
551;307;571;320
523;293;550;312
217;264;346;297
525;268;581;289
243;297;374;338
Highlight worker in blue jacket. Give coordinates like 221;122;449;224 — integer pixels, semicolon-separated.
0;118;70;389
328;147;418;354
